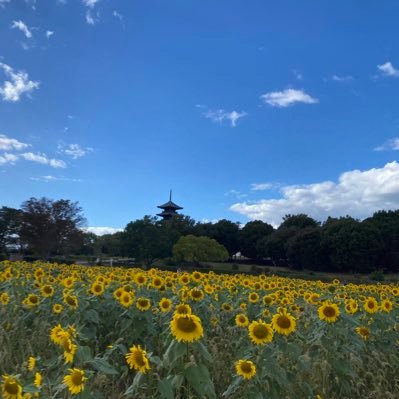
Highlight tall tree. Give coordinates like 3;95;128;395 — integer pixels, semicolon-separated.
0;206;23;255
20;197;86;256
122;216;180;266
239;220;274;260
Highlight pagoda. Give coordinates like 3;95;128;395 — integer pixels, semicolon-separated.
157;191;183;220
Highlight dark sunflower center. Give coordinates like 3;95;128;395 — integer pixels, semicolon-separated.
30;296;38;304
277;315;291;329
240;362;252;373
5;381;19;394
133;352;145;367
139;300;149;307
323;306;336;317
71;372;83;385
176;317;197;333
253;324;268;339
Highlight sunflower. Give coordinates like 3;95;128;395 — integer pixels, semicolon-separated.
34;372;42;388
91;282;105;296
221;303;233;312
113;287;124;300
119;292;134;308
381;299;393;313
318;302;340;323
355;326;370;341
262;295;274;306
364;297;379;314
159;298;172;312
63;294;78;309
40;285;54;298
248;292;259;303
134;274;147;286
345;299;358;314
50;324;65;345
63;368;87;395
53;304;63;314
1;375;22;399
170;313;204;343
0;292;10;305
24;294;40;308
235;359;256;380
189;288;204;301
272;308;296;335
136;297;151;311
235;314;249;327
61;334;77;364
248;320;273;345
125;345;151;373
174;303;192;316
27;356;36;371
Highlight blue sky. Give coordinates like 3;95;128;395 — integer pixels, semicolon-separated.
1;0;399;234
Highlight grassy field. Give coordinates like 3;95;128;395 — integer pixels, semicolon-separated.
1;260;398;398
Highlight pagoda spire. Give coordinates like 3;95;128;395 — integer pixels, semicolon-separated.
157;191;183;220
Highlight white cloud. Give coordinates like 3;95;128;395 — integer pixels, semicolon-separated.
85;226;122;236
250;183;274;191
374;137;399;151
0;0;11;7
0;153;18;165
21;152;66;168
0;134;30;151
0;62;39;102
30;175;82;182
203;109;247;127
225;189;247;199
46;31;54;39
83;0;100;24
230;161;399;227
377;62;399;78
332;74;354;82
11;20;33;38
58;143;92;159
260;89;318;108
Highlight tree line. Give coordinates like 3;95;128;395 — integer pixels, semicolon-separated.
1;197;399;273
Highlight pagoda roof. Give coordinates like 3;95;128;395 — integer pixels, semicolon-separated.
157;200;183;210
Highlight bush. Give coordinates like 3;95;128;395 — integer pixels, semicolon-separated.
370;269;385;282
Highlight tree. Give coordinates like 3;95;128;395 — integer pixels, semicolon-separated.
285;227;322;270
162;214;196;236
0;206;23;255
122;216;180;266
172;235;229;263
365;210;399;272
321;217;383;273
280;214;320;230
94;232;123;257
20;197;86;256
239;220;274;260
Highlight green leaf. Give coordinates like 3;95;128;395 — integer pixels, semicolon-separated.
86;358;119;375
171;374;184;389
76;346;93;363
84;309;100;324
158;378;174;399
196;342;213;362
22;384;40;394
164;340;186;365
184;363;217;399
222;376;242;397
125;373;145;396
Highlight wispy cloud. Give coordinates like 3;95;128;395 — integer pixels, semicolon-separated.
374;137;399;151
0;153;18;165
46;31;54;39
85;226;122;236
260;89;318;108
225;189;248;199
201;108;247;127
292;69;303;80
83;0;100;25
332;74;354;82
112;10;125;29
377;61;399;78
58;143;93;159
0;134;30;151
231;161;399;227
11;20;33;38
30;175;82;182
250;183;274;191
20;152;66;168
0;0;11;7
0;62;39;102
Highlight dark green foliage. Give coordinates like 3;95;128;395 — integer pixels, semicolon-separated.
239;220;274;259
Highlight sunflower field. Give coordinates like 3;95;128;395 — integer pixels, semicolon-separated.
0;261;398;399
